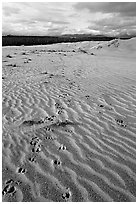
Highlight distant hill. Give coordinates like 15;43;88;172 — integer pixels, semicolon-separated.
2;34;134;46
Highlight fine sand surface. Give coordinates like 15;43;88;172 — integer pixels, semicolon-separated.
2;38;136;202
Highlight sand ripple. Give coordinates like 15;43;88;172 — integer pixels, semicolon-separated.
2;40;136;202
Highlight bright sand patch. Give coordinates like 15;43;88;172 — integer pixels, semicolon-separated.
2;38;136;202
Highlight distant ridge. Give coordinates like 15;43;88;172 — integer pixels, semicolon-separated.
2;34;134;46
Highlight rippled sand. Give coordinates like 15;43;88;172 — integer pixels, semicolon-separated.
2;38;136;202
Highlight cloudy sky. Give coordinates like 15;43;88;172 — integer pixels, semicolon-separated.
2;2;136;36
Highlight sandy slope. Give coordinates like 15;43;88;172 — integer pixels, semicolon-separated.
2;38;136;202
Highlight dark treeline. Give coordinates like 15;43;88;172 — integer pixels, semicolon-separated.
2;35;132;46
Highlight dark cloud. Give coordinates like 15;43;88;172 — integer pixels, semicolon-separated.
74;2;136;17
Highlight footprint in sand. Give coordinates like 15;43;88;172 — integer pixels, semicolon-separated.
57;109;64;115
58;144;66;151
17;167;27;174
53;159;62;166
45;127;54;132
98;104;113;111
30;136;41;146
31;145;42;153
30;136;42;153
85;95;90;99
115;119;127;127
28;156;37;163
2;184;16;196
2;185;11;196
45;135;56;140
5;179;22;186
62;188;72;201
64;129;73;133
98;104;104;108
44;115;56;123
5;179;14;185
6;186;16;195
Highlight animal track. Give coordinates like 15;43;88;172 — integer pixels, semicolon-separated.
28;156;36;163
58;144;66;151
115;119;127;127
5;179;14;185
31;145;41;153
2;185;16;196
17;167;27;174
62;188;72;201
53;159;61;166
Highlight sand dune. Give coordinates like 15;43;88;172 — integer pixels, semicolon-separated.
2;39;136;202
